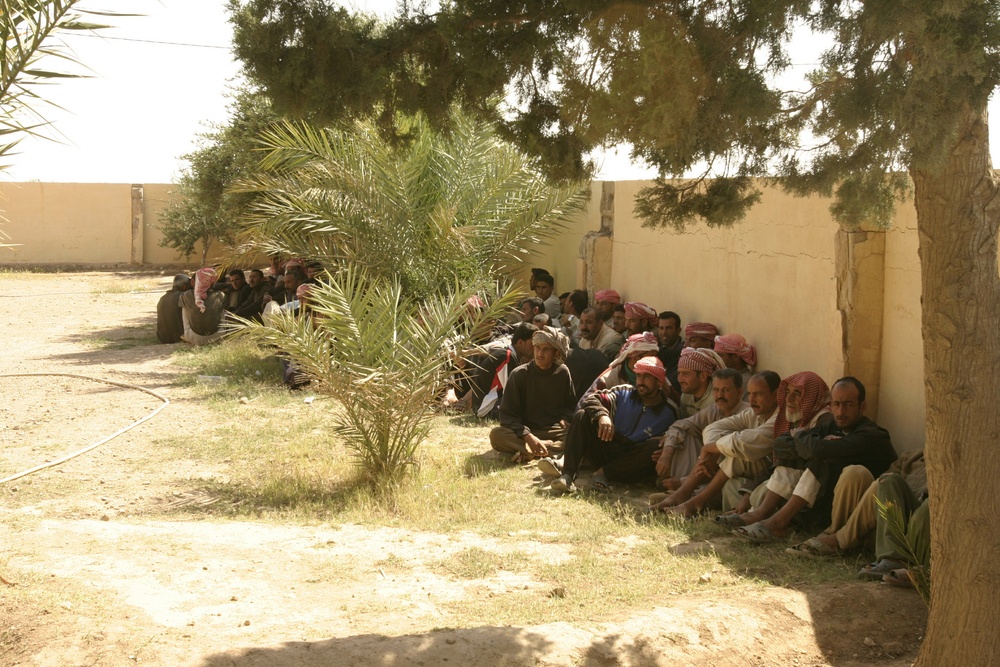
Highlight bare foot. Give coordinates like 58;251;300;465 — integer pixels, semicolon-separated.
663;501;702;519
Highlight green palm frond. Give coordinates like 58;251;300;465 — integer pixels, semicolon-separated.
231;107;589;300
228;266;521;490
875;497;930;606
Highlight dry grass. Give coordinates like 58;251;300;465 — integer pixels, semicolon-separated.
150;339;866;627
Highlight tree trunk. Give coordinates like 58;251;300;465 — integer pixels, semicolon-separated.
912;103;1000;666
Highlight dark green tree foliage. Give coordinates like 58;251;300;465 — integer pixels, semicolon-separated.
159;88;278;264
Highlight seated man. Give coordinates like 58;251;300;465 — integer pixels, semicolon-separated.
468;323;537;419
713;333;757;391
593;289;621;324
653;370;779;517
533;273;562;320
653;366;747;491
156;273;191;343
222;269;252;312
676;347;727;417
178;267;226;345
684;322;719;349
550;357;678;492
578;307;624;360
733;377;897;542
580;331;660;403
722;371;833;526
560;289;588;343
656;311;684;389
520;296;545;323
610;304;628;334
784;449;925;564
232;268;269;322
489;328;576;462
624;301;657;336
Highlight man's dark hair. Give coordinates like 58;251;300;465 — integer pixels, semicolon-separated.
250;268;264;279
524;296;545;314
658;310;681;328
285;267;307;284
833;376;866;402
511;322;539;343
713;367;743;388
612;303;626;314
535;273;554;287
228;269;245;279
568;290;588;314
531;267;550;277
752;370;781;392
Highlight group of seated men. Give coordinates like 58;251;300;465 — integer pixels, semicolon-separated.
155;259;324;346
452;268;928;588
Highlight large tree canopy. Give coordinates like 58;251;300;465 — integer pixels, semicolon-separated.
229;1;1000;664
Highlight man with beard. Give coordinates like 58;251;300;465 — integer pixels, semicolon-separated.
733;377;896;543
593;289;621;324
550;357;678;493
651;370;780;516
623;301;657;336
652;366;748;491
578;307;624;360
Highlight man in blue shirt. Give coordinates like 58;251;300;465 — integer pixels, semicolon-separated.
550;356;679;492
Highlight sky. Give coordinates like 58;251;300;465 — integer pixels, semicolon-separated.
4;1;998;184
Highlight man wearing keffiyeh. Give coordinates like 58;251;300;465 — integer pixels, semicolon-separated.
489;327;576;462
178;267;225;345
549;356;678;493
732;376;896;543
593;289;621;323
684;322;719;349
623;301;657;336
714;333;757;391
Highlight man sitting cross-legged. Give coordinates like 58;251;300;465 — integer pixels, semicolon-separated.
550;357;679;493
652;365;748;492
733;376;897;543
652;370;780;517
489;328;576;462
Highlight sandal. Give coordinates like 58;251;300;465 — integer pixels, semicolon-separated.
786;537;839;559
590;471;610;493
857;559;905;580
883;568;914;588
732;521;780;544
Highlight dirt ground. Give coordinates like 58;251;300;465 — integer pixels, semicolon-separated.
0;271;927;667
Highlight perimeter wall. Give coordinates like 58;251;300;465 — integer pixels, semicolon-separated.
0;180;926;449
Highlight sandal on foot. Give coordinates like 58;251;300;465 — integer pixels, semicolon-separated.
858;559;905;580
883;568;914;588
786;537;839;559
714;513;747;527
732;521;780;544
590;472;610;493
536;457;562;477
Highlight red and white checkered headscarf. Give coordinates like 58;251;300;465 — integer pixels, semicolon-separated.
624;301;656;321
677;347;726;374
594;289;621;304
773;371;831;437
633;356;668;388
714;333;757;367
610;331;660;369
194;267;217;313
685;322;719;340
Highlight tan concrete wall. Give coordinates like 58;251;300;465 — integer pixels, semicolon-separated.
609;180;845;385
0;182;133;264
517;181;602;293
878;207;926;449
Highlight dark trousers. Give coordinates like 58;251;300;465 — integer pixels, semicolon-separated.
562;408;660;483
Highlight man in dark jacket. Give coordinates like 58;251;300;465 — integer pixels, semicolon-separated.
733;376;896;542
489;328;576;462
155;273;191;343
